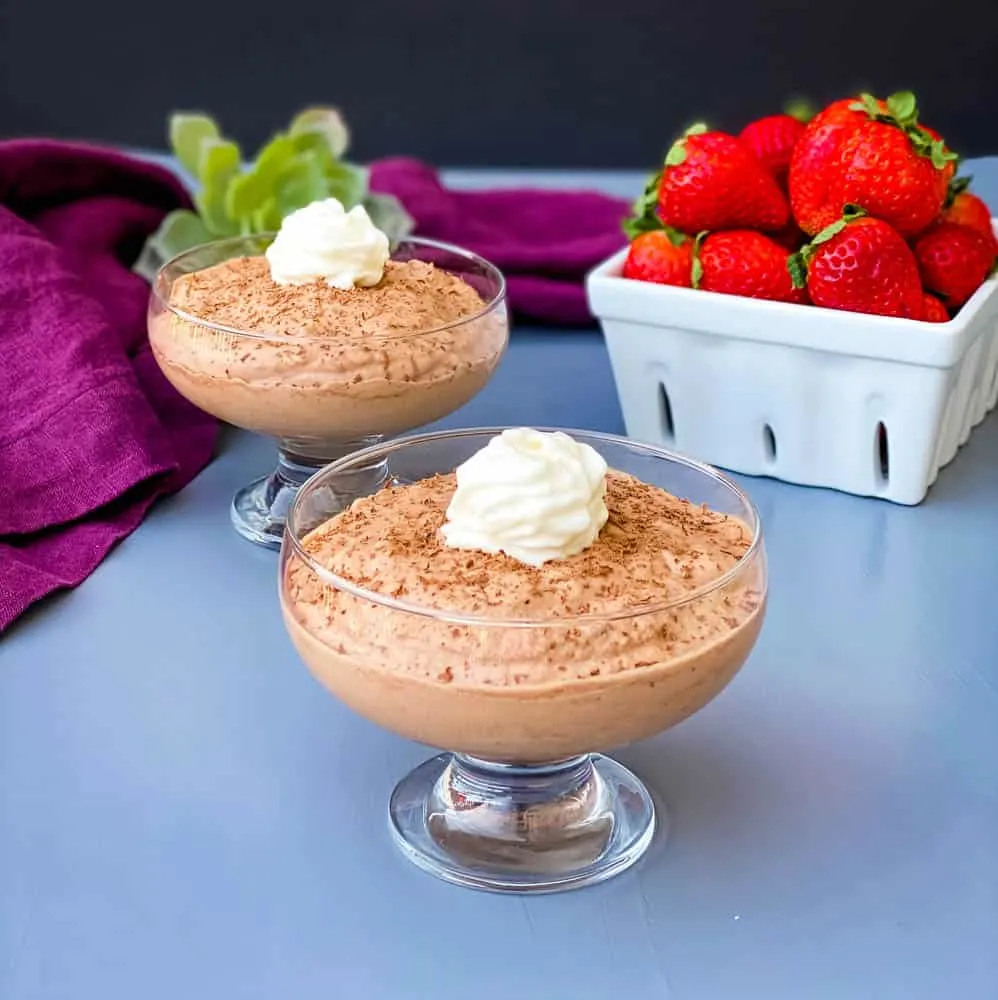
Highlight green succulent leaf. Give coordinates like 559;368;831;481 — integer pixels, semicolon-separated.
132;209;214;281
325;160;369;208
289;106;350;159
252;134;298;189
198;137;241;186
252;197;284;232
362;192;415;243
195;182;238;237
274;150;330;216
224;134;297;223
291;128;337;172
169;112;220;176
225;170;266;223
157;208;215;249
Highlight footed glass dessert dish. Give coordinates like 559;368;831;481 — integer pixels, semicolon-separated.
279;428;768;893
148;235;507;549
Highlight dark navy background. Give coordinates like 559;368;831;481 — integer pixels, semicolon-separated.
1;0;995;165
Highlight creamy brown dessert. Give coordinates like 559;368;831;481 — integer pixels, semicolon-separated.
149;256;505;440
281;468;765;763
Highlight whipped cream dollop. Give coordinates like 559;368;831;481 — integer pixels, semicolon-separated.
440;428;609;567
265;198;390;289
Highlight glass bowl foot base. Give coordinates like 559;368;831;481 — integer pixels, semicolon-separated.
389;752;659;894
231;437;388;550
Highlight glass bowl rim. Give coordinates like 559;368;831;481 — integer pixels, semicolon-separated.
283;426;765;628
150;234;508;343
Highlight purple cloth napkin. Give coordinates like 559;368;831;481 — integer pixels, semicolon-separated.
370;157;630;325
0;140;217;633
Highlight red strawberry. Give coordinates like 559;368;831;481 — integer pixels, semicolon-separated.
921;293;950;323
913;222;996;308
693;230;808;304
788;208;923;319
941;179;998;253
739;114;807;187
789;97;873;234
821;92;954;238
622;229;693;287
654;124;789;234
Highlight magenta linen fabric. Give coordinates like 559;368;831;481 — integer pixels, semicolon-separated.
371;157;629;325
0;141;217;632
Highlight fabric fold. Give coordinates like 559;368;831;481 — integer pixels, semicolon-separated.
0;141;217;633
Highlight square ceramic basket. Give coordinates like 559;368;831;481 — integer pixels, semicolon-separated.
586;225;998;506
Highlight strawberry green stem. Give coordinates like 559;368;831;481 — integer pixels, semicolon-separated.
622;169;663;239
849;90;957;170
787;206;868;288
944;175;972;209
783;97;816;123
690;230;709;289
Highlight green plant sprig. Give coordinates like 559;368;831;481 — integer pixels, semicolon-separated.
135;106;413;280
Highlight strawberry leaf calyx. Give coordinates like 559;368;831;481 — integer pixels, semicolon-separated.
907;129;959;170
886;91;918;125
665;123;709;167
622;169;663;239
852;90;917;128
784;97;816;123
789;206;868;286
945;175;973;208
786;252;809;290
690;230;709;289
850;93;884;119
851;89;958;170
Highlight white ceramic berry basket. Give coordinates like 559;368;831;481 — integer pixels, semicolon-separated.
585;223;998;505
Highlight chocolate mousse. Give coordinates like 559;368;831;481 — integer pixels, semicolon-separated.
281;462;765;763
149;254;505;440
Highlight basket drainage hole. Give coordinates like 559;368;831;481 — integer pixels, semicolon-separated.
658;383;675;442
876;422;890;485
762;424;777;464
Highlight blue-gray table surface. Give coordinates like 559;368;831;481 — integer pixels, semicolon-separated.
3;162;998;1000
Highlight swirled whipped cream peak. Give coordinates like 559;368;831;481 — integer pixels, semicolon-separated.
440;428;609;567
265;197;390;289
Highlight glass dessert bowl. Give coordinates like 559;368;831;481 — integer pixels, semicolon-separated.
148;233;508;549
279;427;768;893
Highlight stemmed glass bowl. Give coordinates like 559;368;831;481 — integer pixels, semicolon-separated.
148;236;507;549
279;427;768;893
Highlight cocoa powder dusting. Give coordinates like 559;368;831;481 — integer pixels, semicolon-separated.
297;470;753;620
170;257;486;339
